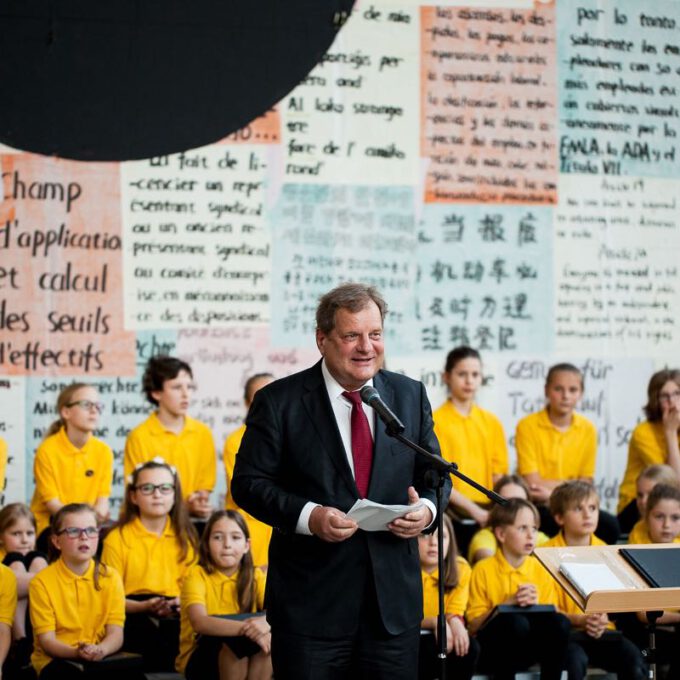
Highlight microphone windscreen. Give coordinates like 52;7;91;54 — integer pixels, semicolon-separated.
360;385;379;405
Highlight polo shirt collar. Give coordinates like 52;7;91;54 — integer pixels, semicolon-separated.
537;408;582;431
493;547;533;576
446;400;477;420
56;557;95;583
130;515;175;539
149;412;198;436
57;426;91;455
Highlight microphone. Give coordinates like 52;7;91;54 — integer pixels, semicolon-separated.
360;386;405;434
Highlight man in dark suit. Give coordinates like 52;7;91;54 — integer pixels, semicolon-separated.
232;282;449;679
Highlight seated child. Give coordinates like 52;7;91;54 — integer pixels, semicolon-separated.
628;466;680;543
418;513;479;680
515;363;619;543
0;503;47;668
467;475;549;564
176;510;271;680
30;383;113;550
102;459;198;672
29;503;141;679
224;373;274;568
0;560;17;677
629;483;680;545
617;369;680;534
467;498;570;680
125;356;217;522
433;347;509;554
545;481;647;680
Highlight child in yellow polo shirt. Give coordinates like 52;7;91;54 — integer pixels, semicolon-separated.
30;383;113;549
468;498;570;680
515;363;620;543
418;513;478;680
627;465;680;543
0;562;17;676
546;481;646;680
125;356;216;521
224;373;274;569
102;459;198;672
617;369;680;534
176;510;270;680
28;503;137;679
0;503;47;669
433;346;509;554
629;483;680;545
467;475;550;564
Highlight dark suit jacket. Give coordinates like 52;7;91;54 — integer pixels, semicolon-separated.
232;361;450;638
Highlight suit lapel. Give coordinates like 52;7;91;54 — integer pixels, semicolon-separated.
368;371;396;497
301;362;358;497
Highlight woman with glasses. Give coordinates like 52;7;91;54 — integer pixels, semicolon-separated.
102;459;198;672
617;369;680;534
30;383;113;552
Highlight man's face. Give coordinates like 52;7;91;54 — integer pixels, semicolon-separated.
316;301;385;392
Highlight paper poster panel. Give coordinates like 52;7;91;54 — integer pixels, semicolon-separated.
0;377;26;505
0;155;135;375
555;174;680;355
280;5;419;185
220;107;281;145
416;204;553;354
558;0;680;178
121;145;271;329
421;2;558;204
269;184;418;353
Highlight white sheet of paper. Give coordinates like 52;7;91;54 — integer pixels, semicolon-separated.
346;498;424;532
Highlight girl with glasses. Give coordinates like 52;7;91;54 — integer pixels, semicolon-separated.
30;383;113;552
617;369;680;534
102;459;198;673
28;503;142;679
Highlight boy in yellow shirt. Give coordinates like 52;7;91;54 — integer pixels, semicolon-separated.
125;356;216;521
468;498;570;680
0;562;17;675
515;362;619;543
545;481;646;680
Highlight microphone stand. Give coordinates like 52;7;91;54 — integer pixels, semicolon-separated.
383;424;507;680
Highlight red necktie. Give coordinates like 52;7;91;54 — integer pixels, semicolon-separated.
342;390;374;498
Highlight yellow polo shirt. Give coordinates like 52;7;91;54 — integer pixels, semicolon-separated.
176;564;266;673
421;556;471;619
124;413;216;499
0;563;17;627
617;421;680;513
224;425;272;567
30;428;113;535
0;437;7;493
29;558;125;674
516;409;596;481
467;549;558;623
544;532;614;626
467;527;550;563
102;516;196;597
433;402;509;505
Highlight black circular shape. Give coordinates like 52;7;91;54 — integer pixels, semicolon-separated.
0;0;354;160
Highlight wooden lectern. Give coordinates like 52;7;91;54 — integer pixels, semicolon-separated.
535;543;680;679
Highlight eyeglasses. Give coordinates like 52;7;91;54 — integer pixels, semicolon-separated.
66;400;104;413
57;526;100;539
659;391;680;402
134;483;175;496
